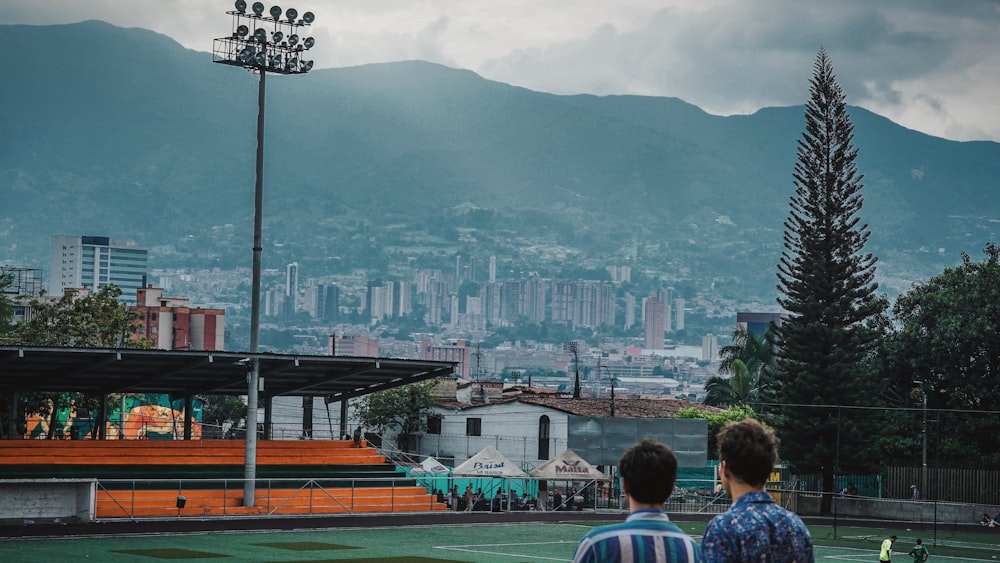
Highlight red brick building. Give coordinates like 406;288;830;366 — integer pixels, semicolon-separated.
130;286;225;351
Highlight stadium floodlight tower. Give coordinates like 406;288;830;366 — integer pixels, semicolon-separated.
213;0;316;508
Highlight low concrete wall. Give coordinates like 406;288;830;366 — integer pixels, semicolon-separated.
798;495;1000;526
0;479;95;523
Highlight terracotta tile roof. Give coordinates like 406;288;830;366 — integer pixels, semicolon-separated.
516;396;722;418
434;395;721;417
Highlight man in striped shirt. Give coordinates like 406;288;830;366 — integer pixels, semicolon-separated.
572;439;699;563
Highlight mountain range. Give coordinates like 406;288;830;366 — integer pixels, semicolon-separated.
2;20;999;303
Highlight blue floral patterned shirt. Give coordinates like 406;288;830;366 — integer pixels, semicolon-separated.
701;491;813;562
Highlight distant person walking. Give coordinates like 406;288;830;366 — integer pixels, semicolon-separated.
908;538;929;561
572;439;699;562
880;535;896;562
353;426;363;447
464;484;474;512
701;418;813;562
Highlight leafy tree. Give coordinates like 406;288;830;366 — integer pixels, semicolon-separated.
0;268;14;337
885;243;1000;467
12;285;147;348
677;405;757;459
718;326;774;377
772;49;887;513
199;394;247;439
7;285;150;438
352;380;439;452
704;359;772;408
706;326;777;408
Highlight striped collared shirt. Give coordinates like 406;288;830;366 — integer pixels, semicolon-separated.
573;509;700;563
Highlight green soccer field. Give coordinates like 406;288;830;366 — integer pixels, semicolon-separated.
3;519;1000;561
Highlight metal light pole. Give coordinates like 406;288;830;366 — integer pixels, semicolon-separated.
563;341;581;399
913;379;928;499
214;0;316;507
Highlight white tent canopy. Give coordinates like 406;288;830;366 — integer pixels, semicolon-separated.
453;446;530;478
529;448;609;481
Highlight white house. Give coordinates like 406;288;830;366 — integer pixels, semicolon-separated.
394;381;719;474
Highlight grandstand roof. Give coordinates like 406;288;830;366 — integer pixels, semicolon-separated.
0;346;455;402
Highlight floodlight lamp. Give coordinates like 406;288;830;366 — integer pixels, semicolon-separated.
270;55;282;68
235;0;247;13
302;11;314;24
252;2;265;16
285;8;298;22
254;28;267;43
238;47;254;62
302;60;313;72
303;37;315;49
271;30;283;43
288;33;299;46
255;51;267;66
269;5;282;19
237;24;250;37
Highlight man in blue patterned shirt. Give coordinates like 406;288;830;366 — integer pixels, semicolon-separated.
701;419;813;562
572;439;699;563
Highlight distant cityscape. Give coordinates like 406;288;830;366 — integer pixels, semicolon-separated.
4;234;784;403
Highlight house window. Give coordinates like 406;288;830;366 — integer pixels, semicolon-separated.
466;417;482;437
427;415;442;435
538;415;550;460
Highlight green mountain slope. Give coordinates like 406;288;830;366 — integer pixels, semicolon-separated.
1;21;998;300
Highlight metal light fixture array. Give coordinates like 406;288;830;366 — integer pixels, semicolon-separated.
213;1;316;74
212;0;316;509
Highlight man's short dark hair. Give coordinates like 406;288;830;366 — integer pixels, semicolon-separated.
619;439;678;504
717;418;779;487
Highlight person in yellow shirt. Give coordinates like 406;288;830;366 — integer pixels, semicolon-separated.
880;535;896;561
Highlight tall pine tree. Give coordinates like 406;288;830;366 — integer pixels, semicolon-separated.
774;49;886;514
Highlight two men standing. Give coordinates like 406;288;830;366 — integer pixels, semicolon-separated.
573;418;813;562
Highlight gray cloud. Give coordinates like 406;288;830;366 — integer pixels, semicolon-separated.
1;0;998;141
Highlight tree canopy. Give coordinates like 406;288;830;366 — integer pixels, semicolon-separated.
773;49;887;512
882;243;1000;467
705;326;776;408
10;285;149;348
3;285;151;438
352;380;439;451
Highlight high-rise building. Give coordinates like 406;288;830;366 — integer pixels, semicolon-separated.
624;292;636;330
550;281;576;324
482;282;501;326
674;297;685;331
315;283;340;324
130;286;225;350
49;235;148;304
644;297;666;350
395;280;413;318
489;256;496;283
500;278;547;324
737;312;785;336
702;333;719;362
285;262;299;297
330;334;379;357
369;282;394;323
421;338;472;379
656;287;674;333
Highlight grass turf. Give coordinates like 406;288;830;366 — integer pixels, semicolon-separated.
3;519;1000;561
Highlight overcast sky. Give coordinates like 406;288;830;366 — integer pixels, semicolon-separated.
5;0;999;142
